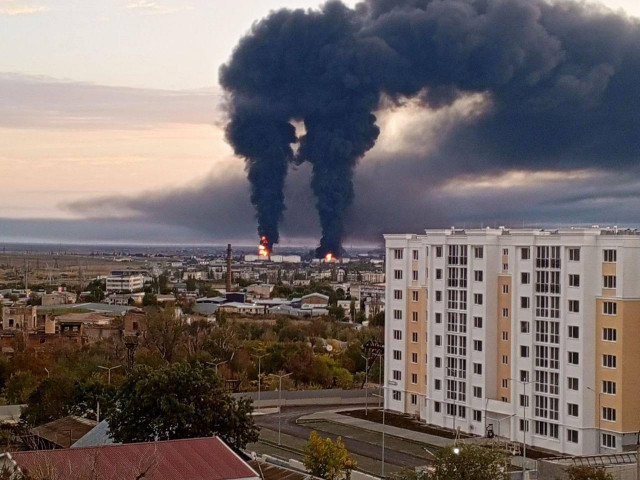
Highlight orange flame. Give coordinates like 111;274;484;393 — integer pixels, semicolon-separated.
325;253;334;262
258;236;270;258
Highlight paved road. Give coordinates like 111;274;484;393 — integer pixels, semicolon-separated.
254;405;428;469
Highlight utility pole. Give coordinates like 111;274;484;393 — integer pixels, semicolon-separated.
252;354;267;413
98;365;122;385
361;354;369;416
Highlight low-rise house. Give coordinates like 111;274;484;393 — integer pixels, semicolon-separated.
1;305;37;331
218;302;267;315
246;283;273;299
41;291;77;306
300;293;329;307
27;415;98;449
1;437;261;480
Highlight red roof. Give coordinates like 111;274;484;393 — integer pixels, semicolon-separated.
9;437;260;480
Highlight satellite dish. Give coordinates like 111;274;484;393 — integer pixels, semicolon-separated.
326;344;333;352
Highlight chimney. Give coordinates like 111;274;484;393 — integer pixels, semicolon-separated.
226;244;232;293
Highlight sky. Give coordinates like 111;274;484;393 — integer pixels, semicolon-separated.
2;0;640;245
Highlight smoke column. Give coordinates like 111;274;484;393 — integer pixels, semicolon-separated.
220;0;640;256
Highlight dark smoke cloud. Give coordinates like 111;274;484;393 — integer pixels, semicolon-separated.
220;0;640;256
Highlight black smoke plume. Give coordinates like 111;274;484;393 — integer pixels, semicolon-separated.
220;0;640;256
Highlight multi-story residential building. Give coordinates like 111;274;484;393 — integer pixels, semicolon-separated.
384;226;640;455
105;271;144;293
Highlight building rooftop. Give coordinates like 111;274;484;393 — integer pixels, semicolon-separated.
30;415;98;448
7;437;260;480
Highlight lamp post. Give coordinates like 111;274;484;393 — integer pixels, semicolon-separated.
269;372;292;445
508;377;531;471
252;354;267;413
372;392;386;477
361;354;369;416
206;360;227;375
587;386;603;454
98;365;122;386
44;367;50;378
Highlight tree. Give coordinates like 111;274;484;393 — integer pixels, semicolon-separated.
144;307;184;363
106;362;259;449
566;466;613;480
21;376;76;425
424;444;509;480
329;305;346;321
142;292;158;306
5;371;39;404
303;431;356;480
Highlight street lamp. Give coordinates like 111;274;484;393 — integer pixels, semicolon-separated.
269;372;292;445
44;367;50;378
361;354;369;416
98;365;122;386
206;360;227;375
508;377;532;471
587;386;603;454
371;392;386;477
252;354;267;413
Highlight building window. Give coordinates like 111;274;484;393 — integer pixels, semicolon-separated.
519;395;529;407
568;352;579;365
603;354;617;368
521;272;530;284
603;301;617;315
603;328;617;342
412;291;419;302
393;249;403;260
569;248;581;261
502;331;509;341
602;433;616;449
393;330;402;340
410;393;418;405
603;380;616;395
567;429;579;444
474;294;483;305
502;284;509;294
604;275;617;289
411;374;418;385
434;402;441;413
568;403;579;417
520;420;530;432
412;332;418;343
413;270;419;281
473;410;482;422
413;250;419;260
474;270;483;282
393;309;403;320
473;340;483;352
393;370;401;380
473;386;482;398
434;335;441;346
501;378;508;388
473;316;483;328
503;263;508;270
435;313;442;324
436;269;442;280
568;377;579;390
473;363;483;375
411;352;418;364
394;290;403;300
569;274;580;287
568;300;580;313
412;311;418;322
521;247;530;260
521;297;530;309
602;407;616;422
520;321;530;333
436;246;443;257
435;379;441;390
435;357;441;368
435;291;442;302
474;247;483;259
502;308;509;317
394;270;403;280
520;370;530;383
520;346;529;358
502;355;508;365
565;325;579;339
503;248;509;256
604;249;617;263
392;390;402;401
393;350;402;360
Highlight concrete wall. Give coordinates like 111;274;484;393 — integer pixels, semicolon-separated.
233;388;381;408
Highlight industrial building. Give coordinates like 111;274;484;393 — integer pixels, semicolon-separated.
384;226;640;456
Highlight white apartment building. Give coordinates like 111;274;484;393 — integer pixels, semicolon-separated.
384;226;640;456
105;272;144;293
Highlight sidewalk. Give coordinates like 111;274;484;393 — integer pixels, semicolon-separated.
298;407;453;448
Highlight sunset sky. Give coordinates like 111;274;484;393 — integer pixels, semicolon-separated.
2;0;640;245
